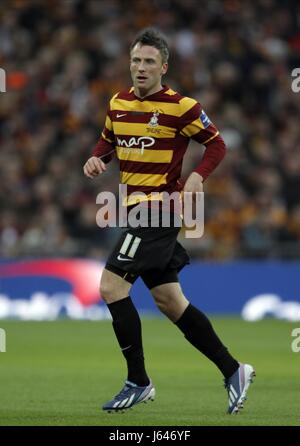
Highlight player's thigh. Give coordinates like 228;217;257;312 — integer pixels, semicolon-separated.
151;281;184;304
143;270;189;312
100;268;133;303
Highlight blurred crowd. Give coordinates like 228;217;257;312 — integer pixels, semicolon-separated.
0;0;300;260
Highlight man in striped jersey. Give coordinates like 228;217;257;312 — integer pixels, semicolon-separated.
83;28;255;414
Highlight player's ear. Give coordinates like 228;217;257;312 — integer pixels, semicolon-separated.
161;63;168;75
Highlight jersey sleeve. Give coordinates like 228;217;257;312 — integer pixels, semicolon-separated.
179;100;219;144
91;96;116;163
179;99;226;180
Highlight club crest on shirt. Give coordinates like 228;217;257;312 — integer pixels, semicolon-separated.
148;111;160;127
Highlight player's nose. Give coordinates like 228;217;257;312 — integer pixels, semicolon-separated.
137;62;146;72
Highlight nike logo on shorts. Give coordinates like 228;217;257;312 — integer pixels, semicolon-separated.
116;113;126;118
117;254;133;261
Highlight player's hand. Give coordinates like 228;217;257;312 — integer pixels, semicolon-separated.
183;172;204;196
83;156;107;178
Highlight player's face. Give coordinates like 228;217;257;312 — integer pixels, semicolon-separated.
130;44;168;96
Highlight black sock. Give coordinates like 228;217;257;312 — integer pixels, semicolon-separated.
107;296;150;386
175;304;239;379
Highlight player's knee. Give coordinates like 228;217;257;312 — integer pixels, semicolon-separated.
156;300;170;315
151;285;189;320
151;289;173;314
99;275;119;303
100;269;132;303
99;278;112;303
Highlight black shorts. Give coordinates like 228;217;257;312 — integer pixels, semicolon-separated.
105;222;190;290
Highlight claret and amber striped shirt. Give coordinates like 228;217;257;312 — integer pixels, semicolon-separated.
92;85;226;206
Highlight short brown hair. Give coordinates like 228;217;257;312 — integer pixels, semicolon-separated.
130;28;169;64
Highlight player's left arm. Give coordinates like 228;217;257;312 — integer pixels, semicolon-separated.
179;102;226;193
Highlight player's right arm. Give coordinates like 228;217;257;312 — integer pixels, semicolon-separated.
83;94;117;179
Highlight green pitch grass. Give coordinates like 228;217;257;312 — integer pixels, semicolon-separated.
0;318;299;426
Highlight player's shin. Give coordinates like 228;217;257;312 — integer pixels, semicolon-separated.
107;296;150;386
175;303;239;379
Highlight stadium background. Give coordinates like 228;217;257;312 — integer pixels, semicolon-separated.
0;0;300;426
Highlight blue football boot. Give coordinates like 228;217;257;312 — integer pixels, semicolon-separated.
224;363;256;414
102;380;155;413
